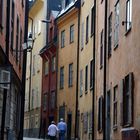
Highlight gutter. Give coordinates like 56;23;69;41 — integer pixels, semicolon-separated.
75;0;81;138
92;0;96;139
19;0;29;139
103;0;108;139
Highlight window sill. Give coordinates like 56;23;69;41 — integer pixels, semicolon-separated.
85;40;88;45
100;65;103;70
125;27;132;36
81;47;84;51
90;86;93;91
85;90;88;94
108;53;112;59
70;41;74;44
90;33;94;38
68;85;73;88
114;43;118;51
123;123;132;128
60;87;64;90
80;94;83;98
113;125;118;131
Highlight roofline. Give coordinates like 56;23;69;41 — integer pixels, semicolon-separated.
55;0;80;21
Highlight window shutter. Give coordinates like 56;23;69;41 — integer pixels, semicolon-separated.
128;72;133;125
120;79;124;126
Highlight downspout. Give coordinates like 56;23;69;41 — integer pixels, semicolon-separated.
6;0;10;58
103;0;108;139
75;0;81;138
19;0;29;139
92;0;96;139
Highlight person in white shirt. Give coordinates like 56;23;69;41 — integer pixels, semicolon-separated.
48;121;58;140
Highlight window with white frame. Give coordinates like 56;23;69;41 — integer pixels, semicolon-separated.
70;24;74;43
108;13;112;57
44;60;49;75
126;0;132;31
68;63;73;87
85;65;88;92
80;69;83;97
114;1;119;47
60;66;64;89
61;30;65;48
52;56;56;72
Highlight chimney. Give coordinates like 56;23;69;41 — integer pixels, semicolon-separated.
61;0;66;9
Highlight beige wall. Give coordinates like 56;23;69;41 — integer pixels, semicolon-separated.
57;9;78;138
95;0;140;140
24;0;46;131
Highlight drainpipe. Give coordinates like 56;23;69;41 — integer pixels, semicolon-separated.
103;0;108;139
75;0;81;139
19;0;29;139
92;0;96;139
6;0;10;58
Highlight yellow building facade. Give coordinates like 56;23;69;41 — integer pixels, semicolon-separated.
24;0;46;137
56;2;79;139
78;0;95;139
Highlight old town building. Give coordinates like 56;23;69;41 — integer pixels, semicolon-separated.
39;10;59;138
56;0;80;139
78;0;95;139
24;0;47;137
0;0;27;139
95;0;140;140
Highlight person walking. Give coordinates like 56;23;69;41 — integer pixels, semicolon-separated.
57;118;67;140
48;121;58;140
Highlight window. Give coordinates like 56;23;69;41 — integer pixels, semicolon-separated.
121;73;133;126
114;1;119;47
100;30;103;68
68;63;73;87
90;60;94;88
43;94;47;111
80;69;83;96
60;66;64;89
91;6;95;36
33;55;35;75
52;56;56;72
44;60;49;75
38;20;41;35
16;17;19;63
61;30;65;48
50;27;53;42
108;13;112;57
70;24;74;43
86;16;89;43
11;2;15;50
126;0;132;31
85;65;88;92
19;29;22;66
31;89;35;109
81;22;84;50
113;85;118;129
50;91;55;109
98;96;103;132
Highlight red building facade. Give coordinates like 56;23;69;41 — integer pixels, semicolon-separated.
39;11;59;137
